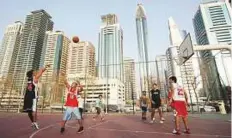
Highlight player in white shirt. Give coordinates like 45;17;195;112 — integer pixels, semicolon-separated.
169;76;190;135
78;93;84;119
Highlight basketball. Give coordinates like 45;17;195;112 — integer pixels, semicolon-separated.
72;36;79;43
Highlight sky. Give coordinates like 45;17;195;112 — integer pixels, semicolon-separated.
0;0;202;62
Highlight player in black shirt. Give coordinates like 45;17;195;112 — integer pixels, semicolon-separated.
150;83;165;124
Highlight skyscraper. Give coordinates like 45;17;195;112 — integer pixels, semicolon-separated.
98;14;123;81
136;4;149;93
123;57;137;101
155;55;168;98
14;9;53;91
193;0;232;100
167;17;195;103
0;21;23;84
40;31;70;103
67;41;95;78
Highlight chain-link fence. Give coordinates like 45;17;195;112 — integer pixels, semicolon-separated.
0;54;231;113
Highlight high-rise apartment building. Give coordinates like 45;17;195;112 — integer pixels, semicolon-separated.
98;14;123;81
155;55;168;98
167;17;195;103
136;4;150;93
40;31;70;103
193;0;232;100
0;21;23;84
123;57;137;101
14;9;53;92
67;41;95;78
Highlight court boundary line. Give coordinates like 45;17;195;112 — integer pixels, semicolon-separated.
65;120;110;129
29;120;110;138
28;117;231;138
88;127;231;138
29;124;54;138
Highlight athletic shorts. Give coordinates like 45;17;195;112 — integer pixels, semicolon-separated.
141;106;147;112
173;101;188;117
96;107;101;114
63;107;81;120
79;108;83;118
151;102;161;109
170;101;175;109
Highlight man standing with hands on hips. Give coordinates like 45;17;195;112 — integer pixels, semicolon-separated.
150;83;165;124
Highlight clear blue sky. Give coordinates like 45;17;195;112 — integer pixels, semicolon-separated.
0;0;201;62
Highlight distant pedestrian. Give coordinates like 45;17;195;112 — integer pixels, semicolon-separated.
93;95;105;121
78;93;84;119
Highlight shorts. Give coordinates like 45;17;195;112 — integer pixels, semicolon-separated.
151;102;161;109
23;98;37;112
170;101;175;109
79;108;83;118
96;107;101;114
141;106;147;112
173;101;188;117
63;107;81;120
32;99;37;112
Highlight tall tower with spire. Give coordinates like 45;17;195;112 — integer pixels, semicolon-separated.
136;4;150;94
166;17;195;103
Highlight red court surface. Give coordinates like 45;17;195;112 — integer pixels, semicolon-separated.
0;113;231;138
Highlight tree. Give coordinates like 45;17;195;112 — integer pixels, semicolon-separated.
190;76;201;113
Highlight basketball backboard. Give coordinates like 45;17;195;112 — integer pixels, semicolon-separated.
178;33;194;65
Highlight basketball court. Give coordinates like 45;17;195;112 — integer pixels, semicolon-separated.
0;113;230;138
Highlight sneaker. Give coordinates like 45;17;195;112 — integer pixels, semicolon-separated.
150;120;154;124
77;126;84;133
33;122;39;130
60;127;65;134
160;120;164;124
161;117;165;121
172;129;181;135
31;123;35;129
184;129;190;134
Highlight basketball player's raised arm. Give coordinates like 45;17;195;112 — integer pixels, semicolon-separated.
64;78;70;89
60;72;70;89
34;65;50;82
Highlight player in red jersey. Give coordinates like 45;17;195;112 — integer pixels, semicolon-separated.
169;76;190;135
60;75;83;134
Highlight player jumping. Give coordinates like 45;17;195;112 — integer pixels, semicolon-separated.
23;64;50;130
60;77;83;134
169;76;190;135
150;83;165;124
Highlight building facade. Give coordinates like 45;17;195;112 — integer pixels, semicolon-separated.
13;10;53;92
40;31;70;103
67;76;125;106
0;21;23;85
155;55;168;98
193;0;232;100
123;57;137;102
67;41;95;78
98;14;124;82
135;4;150;93
167;17;195;103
